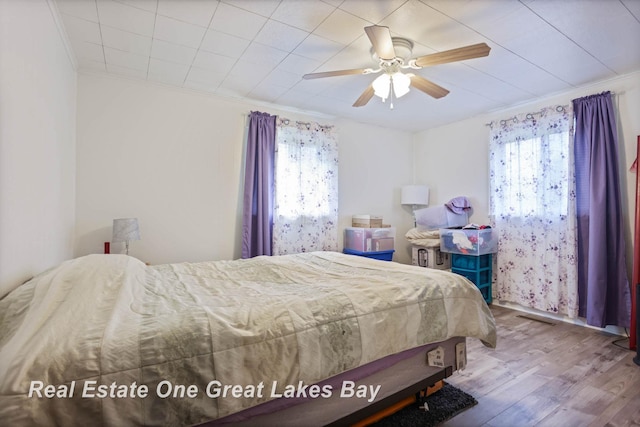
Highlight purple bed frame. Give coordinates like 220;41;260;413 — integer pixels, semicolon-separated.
201;337;465;426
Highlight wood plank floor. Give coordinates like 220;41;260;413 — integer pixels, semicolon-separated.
444;305;640;427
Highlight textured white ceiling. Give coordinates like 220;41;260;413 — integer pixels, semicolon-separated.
55;0;640;131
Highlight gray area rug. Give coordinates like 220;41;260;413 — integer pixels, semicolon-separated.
372;383;477;427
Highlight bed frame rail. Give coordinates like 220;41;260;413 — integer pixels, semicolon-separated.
326;365;453;426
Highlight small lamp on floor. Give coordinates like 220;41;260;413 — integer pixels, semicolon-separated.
112;218;141;255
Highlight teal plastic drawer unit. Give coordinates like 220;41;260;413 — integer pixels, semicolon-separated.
451;253;492;304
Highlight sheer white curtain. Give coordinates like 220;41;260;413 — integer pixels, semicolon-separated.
489;105;578;317
272;120;338;255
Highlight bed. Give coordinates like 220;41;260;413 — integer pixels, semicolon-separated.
0;251;496;426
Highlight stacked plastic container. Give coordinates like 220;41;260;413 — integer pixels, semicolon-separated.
343;227;396;261
440;227;497;304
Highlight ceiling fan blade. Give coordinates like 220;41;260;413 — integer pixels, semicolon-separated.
364;25;396;60
303;68;370;80
410;75;450;99
414;43;491;68
352;85;375;107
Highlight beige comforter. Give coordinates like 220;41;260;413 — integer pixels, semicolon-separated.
0;252;496;426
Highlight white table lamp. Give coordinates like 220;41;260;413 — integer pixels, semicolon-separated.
401;185;430;209
401;185;429;227
112;218;141;255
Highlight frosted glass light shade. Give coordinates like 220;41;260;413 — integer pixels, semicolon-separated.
392;72;411;98
401;185;429;206
373;73;411;101
372;74;391;100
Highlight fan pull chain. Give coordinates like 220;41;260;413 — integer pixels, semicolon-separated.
390;85;395;109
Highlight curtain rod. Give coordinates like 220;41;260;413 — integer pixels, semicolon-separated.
484;91;617;127
245;112;334;130
278;116;334;130
485;104;569;127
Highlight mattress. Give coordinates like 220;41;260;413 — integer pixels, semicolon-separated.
0;251;496;426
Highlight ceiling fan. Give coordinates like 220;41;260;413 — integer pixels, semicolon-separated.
302;25;491;108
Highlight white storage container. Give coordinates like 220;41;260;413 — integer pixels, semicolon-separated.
412;245;451;270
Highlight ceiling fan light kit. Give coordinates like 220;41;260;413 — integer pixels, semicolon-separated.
372;72;411;109
391;72;411;98
372;73;391;99
302;25;491;109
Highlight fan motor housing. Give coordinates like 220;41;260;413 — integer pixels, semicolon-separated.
370;37;414;63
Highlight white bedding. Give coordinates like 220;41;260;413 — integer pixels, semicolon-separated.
0;252;496;426
405;227;442;247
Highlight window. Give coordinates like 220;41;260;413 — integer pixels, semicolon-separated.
492;130;571;218
275;142;335;218
272;121;338;254
488;105;578;318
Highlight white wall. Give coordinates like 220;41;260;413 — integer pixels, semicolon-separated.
75;74;246;264
413;116;491;225
415;70;640;276
75;74;415;265
0;0;77;298
337;120;415;264
76;71;639;270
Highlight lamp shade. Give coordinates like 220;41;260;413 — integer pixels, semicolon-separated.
112;218;141;243
401;185;429;206
392;72;411;98
372;73;391;100
373;72;412;101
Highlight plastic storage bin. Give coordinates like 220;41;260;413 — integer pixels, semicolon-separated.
343;248;395;261
344;227;395;252
440;228;497;255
